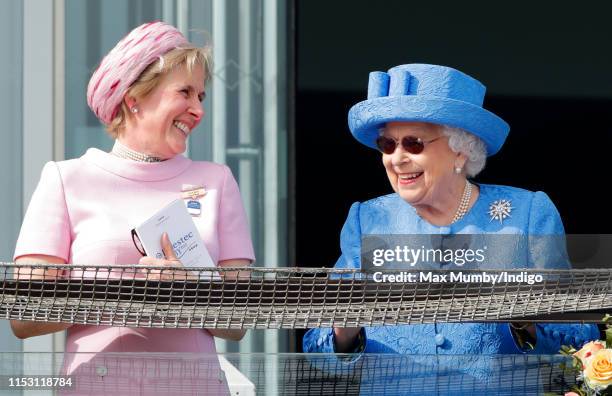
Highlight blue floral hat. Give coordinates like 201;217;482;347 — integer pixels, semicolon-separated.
348;64;510;156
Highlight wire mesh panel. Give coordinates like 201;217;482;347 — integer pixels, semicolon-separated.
272;354;577;395
0;352;229;395
0;352;578;396
1;264;610;328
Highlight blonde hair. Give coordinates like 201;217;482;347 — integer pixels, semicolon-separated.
107;46;212;137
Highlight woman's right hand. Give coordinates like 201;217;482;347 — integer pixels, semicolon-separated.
333;327;363;353
10;255;73;339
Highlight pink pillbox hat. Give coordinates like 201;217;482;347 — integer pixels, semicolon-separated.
87;21;189;125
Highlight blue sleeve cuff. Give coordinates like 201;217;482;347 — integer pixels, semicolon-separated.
500;322;600;354
531;323;600;354
499;323;524;353
303;328;366;365
303;328;336;353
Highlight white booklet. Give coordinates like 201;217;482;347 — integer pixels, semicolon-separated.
131;199;215;269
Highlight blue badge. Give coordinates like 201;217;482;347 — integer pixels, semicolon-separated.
186;200;202;216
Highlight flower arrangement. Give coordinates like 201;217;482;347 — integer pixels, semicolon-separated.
561;315;612;396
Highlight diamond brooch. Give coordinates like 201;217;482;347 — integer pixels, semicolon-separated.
489;199;513;223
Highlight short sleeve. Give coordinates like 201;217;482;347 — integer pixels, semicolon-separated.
14;161;71;262
335;202;363;270
527;191;569;269
216;165;255;262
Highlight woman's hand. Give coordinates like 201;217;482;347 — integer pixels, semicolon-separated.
10;255;73;339
333;327;363;353
207;258;251;341
138;233;187;280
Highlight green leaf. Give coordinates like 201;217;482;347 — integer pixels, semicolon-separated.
606;326;612;349
560;344;577;355
569;385;586;396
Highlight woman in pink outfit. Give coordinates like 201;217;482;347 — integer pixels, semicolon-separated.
11;21;254;395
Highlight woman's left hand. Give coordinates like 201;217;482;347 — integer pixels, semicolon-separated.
138;232;186;280
207;258;251;341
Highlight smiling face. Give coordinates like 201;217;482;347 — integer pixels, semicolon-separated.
381;121;466;210
121;63;205;158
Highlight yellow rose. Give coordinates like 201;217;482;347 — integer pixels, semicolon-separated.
574;341;606;368
584;348;612;389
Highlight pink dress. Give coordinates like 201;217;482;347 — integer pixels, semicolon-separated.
14;148;255;395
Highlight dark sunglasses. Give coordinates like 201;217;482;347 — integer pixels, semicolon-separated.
375;135;442;155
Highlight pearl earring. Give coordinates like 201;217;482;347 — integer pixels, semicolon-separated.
454;166;462;174
131;106;139;113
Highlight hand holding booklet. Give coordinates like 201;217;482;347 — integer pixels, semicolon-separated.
131;199;215;272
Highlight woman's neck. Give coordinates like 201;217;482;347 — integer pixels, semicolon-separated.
111;139;165;162
413;179;479;226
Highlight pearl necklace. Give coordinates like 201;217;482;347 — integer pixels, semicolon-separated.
111;140;164;162
451;180;472;224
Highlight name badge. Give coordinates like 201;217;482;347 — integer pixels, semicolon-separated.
181;184;205;217
186;200;202;216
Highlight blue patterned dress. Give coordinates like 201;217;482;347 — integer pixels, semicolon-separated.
303;184;599;395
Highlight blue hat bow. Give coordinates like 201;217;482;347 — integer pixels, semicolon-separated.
349;64;509;156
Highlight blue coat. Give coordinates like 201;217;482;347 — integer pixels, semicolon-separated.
303;184;599;394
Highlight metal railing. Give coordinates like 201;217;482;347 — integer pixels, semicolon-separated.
1;264;610;328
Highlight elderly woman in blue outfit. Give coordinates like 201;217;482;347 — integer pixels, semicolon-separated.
302;64;599;389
